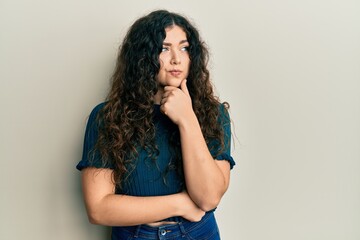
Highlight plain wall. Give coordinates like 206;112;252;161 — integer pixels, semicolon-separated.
1;0;359;239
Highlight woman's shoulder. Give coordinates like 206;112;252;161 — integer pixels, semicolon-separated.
88;102;107;118
217;102;230;118
85;102;107;126
91;102;106;113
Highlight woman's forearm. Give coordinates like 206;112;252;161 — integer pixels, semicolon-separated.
81;168;204;226
87;193;181;226
178;114;230;211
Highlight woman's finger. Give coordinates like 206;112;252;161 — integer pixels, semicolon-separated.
180;79;190;96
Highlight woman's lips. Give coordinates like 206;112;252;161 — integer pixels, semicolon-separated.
168;70;182;77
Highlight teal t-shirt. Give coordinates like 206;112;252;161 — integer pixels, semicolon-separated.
76;103;235;197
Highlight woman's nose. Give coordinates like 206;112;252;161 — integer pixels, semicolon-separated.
170;51;181;65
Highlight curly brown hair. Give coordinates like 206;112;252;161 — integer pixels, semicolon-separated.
95;10;229;189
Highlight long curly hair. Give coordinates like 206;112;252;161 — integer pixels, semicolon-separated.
95;10;229;189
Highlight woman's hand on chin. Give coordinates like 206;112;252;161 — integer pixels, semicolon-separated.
160;79;196;126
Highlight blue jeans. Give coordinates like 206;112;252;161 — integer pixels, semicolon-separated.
111;212;221;240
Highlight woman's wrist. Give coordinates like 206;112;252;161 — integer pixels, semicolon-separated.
171;192;186;217
177;111;198;130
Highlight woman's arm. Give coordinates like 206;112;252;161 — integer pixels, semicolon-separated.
178;117;231;211
160;80;231;211
81;167;205;226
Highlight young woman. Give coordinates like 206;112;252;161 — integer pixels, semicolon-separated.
76;10;235;240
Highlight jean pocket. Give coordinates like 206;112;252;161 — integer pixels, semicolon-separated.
111;229;134;240
186;226;220;240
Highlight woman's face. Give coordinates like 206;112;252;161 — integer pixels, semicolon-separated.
156;25;190;88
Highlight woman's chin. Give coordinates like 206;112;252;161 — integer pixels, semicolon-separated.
167;79;183;87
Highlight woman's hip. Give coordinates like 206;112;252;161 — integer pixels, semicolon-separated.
111;211;220;240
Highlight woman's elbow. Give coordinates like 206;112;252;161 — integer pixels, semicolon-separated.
198;197;221;212
197;187;227;211
85;203;108;225
87;209;103;225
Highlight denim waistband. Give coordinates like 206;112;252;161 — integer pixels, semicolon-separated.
112;211;215;239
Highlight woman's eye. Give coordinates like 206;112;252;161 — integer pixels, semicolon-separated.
181;46;189;51
161;47;169;52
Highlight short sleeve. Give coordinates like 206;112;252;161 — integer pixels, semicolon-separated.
76;103;114;171
208;104;236;169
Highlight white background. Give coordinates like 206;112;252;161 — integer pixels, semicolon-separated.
1;0;359;239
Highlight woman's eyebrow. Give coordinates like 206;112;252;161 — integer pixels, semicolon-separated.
163;40;189;46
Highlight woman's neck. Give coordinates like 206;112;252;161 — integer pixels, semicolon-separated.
153;87;164;105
